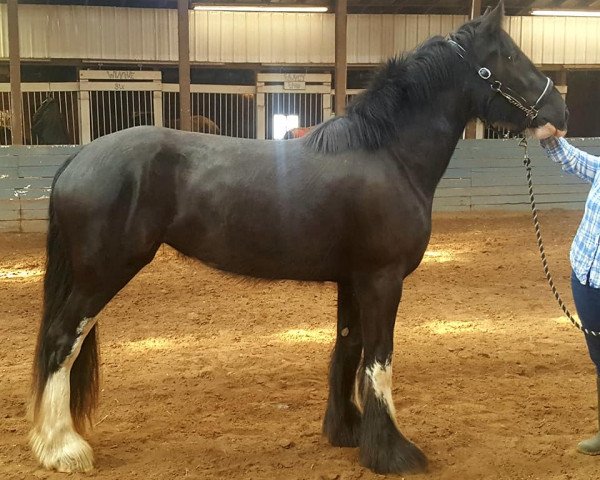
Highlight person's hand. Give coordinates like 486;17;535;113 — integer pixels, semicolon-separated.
527;122;567;140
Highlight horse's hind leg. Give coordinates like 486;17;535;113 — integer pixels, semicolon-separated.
31;258;154;472
30;286;101;472
353;268;428;475
323;282;363;447
31;222;158;472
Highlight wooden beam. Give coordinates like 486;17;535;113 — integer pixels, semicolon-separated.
470;0;482;19
514;0;541;16
178;0;191;131
8;0;23;145
464;0;482;139
334;0;348;117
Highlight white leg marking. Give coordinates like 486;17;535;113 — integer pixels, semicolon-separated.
30;317;97;473
366;359;399;428
353;372;364;414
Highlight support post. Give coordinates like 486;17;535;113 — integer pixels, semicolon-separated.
556;69;568;100
78;86;92;144
464;0;482;139
256;84;265;140
334;0;348;117
178;0;191;131
153;78;163;128
8;0;23;145
323;89;332;120
470;0;482;20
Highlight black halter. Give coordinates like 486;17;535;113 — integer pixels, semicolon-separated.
447;36;553;124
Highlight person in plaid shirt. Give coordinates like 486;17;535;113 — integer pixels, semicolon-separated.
536;124;600;455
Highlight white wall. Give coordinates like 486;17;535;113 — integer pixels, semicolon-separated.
1;5;599;66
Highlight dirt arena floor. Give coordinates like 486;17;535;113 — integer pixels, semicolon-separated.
2;211;600;480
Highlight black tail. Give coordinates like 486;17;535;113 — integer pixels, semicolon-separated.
32;153;100;432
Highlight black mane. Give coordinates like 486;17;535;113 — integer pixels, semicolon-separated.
305;23;480;154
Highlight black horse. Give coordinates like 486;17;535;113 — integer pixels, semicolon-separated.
31;97;70;145
30;2;567;475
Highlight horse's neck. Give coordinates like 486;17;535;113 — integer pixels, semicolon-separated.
394;88;470;173
378;46;474;183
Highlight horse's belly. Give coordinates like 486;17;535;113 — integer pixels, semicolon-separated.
172;242;341;281
164;218;343;281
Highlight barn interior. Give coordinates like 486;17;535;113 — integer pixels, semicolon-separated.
3;2;600;479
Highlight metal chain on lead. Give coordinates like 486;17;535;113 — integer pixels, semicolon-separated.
493;87;538;119
519;137;600;336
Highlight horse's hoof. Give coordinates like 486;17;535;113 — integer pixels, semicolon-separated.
30;428;94;473
323;405;362;447
359;438;428;475
326;424;361;448
323;419;361;448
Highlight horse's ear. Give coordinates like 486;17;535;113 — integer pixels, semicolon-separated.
479;0;504;34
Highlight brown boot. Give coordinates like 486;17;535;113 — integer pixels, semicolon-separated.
577;376;600;456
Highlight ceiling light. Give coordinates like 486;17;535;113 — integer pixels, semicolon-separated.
193;4;328;13
531;9;600;17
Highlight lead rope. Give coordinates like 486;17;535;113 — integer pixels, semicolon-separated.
519;137;600;337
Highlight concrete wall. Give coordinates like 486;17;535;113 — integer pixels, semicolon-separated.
433;138;594;212
0;139;595;233
0;145;80;233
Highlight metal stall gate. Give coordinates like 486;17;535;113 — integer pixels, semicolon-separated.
163;84;256;138
79;70;162;143
0;83;80;145
0;87;11;145
256;73;331;140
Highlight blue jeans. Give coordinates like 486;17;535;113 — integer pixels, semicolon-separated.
571;271;600;374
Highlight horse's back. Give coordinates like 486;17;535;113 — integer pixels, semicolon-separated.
50;126;309;262
54;126;228;196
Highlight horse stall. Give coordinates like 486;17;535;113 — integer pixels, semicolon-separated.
256;73;332;139
79;70;163;143
162;84;256;138
0;83;79;145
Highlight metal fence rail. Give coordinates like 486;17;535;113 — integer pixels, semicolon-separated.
79;71;163;143
89;89;155;140
0;77;352;144
0;83;80;145
163;84;256;139
256;73;332;140
23;88;80;145
265;92;322;140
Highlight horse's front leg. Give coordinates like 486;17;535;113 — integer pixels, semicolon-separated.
353;267;428;475
323;282;363;447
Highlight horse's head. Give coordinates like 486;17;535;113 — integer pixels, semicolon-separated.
452;0;567;137
32;96;70;145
